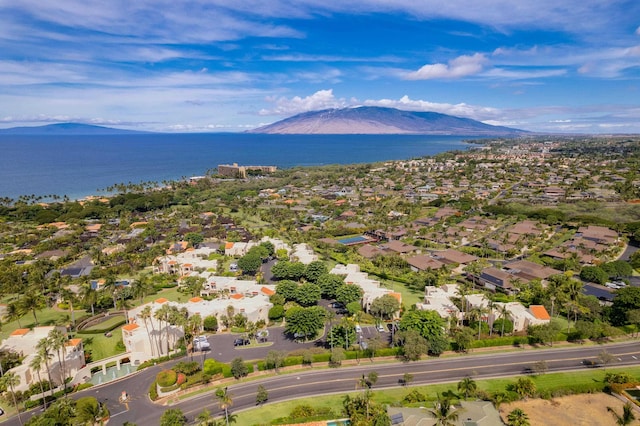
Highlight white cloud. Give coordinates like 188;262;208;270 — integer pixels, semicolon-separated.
405;53;487;80
362;95;502;121
258;89;349;115
636;26;640;35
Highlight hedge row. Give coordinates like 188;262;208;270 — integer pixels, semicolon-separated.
76;319;126;334
256;348;402;371
137;349;187;370
149;380;158;401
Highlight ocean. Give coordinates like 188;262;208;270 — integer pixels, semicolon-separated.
0;133;475;200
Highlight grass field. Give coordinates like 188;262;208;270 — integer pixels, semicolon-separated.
78;328;125;361
82;314;126;331
231;366;640;425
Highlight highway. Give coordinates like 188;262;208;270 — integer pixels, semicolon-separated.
22;340;633;425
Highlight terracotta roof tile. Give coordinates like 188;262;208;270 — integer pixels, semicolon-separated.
529;305;550;320
122;323;139;331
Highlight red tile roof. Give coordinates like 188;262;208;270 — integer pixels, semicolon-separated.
122;323;140;332
529;305;550;320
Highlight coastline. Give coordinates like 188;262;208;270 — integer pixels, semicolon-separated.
0;133;475;201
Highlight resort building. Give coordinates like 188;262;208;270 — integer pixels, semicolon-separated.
1;326;85;392
330;264;402;315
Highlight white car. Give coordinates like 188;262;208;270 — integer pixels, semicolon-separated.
355;324;362;333
376;324;385;332
194;336;210;350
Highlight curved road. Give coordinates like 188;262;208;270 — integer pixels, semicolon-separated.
13;340;633;425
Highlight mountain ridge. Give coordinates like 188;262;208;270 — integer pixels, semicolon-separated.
250;106;526;135
0;123;150;135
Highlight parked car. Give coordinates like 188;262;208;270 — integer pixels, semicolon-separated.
354;324;362;333
376;324;385;332
194;336;210;351
233;338;250;347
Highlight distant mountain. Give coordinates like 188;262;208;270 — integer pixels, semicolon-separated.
250;106;526;135
0;123;149;135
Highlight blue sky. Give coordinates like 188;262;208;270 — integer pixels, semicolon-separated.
1;1;640;133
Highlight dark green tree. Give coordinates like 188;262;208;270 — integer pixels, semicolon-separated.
335;283;364;306
237;252;262;275
256;384;269;405
369;294;400;320
610;286;640;325
230;357;248;379
275;280;299;302
284;306;326;340
317;273;345;299
184;232;204;247
304;261;328;283
160;408;188;426
294;282;322;307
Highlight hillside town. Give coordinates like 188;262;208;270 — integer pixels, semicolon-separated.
0;136;639;425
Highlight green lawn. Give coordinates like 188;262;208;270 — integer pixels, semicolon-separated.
0;305;72;341
232;366;640;425
78;328;125;362
82;314;126;331
380;278;424;307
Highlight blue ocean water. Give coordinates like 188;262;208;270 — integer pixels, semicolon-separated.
0;133;474;200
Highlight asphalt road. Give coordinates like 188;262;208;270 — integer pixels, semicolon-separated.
30;340;634;425
8;339;639;425
173;340;640;424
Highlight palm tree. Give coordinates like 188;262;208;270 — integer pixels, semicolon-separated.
0;371;23;425
497;304;510;337
80;284;98;316
36;338;55;392
185;314;202;360
457;376;477;399
20;291;46;325
507;408;530;426
455;285;470;321
427;394;460;426
154;304;173;355
487;299;496;337
607;402;636;425
470;306;488;340
60;288;77;328
29;353;48;410
132;273;153;303
4;300;25;328
216;387;233;426
48;328;69;394
196;408;218;426
139;305;158;357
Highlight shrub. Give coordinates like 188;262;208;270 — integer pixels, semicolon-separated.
156;370;178;387
289;404;316;419
176;373;187;386
203;315;218;332
173;361;200;376
269;305;285;321
402;389;427;403
203;359;225;376
75;383;94;392
605;372;635;385
149;381;158;401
